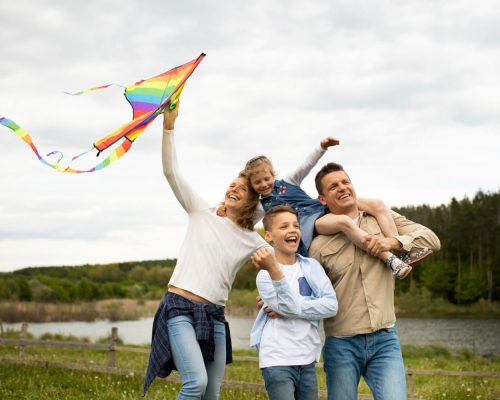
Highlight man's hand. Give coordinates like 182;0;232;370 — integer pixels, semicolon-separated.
163;102;179;130
251;248;284;280
256;295;282;319
362;235;402;257
320;136;340;150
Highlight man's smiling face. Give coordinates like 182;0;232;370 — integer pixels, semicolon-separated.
318;170;358;216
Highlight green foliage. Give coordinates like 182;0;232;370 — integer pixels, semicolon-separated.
232;260;258;290
14;278;32;301
402;344;451;359
76;278;100;301
29;279;56;302
39;332;90;343
419;260;456;301
395;189;499;305
0;259;176;303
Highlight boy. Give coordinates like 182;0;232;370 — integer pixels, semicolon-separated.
250;205;338;400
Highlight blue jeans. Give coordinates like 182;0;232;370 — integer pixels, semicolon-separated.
323;327;406;400
167;315;226;399
261;362;318;400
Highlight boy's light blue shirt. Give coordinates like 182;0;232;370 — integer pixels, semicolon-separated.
250;254;338;350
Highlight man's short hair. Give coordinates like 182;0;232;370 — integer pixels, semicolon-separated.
262;205;298;231
315;162;346;195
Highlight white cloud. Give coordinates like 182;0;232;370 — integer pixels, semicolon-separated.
0;0;498;271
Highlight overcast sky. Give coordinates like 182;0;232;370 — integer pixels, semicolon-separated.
1;0;499;272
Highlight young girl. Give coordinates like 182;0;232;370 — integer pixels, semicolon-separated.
144;104;271;399
244;138;431;280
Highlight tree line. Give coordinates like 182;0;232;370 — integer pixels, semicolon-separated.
394;189;499;304
1;190;498;305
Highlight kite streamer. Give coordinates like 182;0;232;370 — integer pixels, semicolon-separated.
0;53;205;173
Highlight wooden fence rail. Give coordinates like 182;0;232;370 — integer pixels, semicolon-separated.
1;323;499;400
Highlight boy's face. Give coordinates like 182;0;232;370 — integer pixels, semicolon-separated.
264;212;301;257
250;167;274;197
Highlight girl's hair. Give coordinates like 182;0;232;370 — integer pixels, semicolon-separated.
244;155;276;183
220;171;260;231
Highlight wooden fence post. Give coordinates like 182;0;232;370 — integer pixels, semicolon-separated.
108;327;118;368
19;323;28;362
407;366;414;400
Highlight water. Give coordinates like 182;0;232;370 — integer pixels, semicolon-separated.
3;317;499;357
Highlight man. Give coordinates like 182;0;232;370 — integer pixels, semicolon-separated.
308;162;440;400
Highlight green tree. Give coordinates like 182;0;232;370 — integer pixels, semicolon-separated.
76;278;100;301
29;279;56;302
128;266;147;282
15;278;32;301
145;266;171;285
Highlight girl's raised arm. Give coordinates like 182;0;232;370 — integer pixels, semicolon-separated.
283;136;339;186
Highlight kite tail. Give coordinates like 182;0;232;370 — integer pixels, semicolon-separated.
0;116;131;173
63;83;127;96
0;117;58;169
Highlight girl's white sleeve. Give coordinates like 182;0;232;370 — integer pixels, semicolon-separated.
162;129;209;213
252;202;265;226
283;145;327;186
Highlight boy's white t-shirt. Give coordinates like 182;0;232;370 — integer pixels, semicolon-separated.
259;261;322;368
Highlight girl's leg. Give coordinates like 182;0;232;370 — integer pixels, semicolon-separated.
315;213;370;248
357;198;398;237
358;198;433;266
203;320;227;400
315;214;412;280
167;314;208;399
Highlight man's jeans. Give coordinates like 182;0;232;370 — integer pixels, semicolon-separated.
261;362;318;400
167;315;226;399
323;327;406;400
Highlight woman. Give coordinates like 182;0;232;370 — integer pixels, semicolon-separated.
144;103;270;399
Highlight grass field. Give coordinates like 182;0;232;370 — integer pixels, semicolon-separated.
1;332;499;400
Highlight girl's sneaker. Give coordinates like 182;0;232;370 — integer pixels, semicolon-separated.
400;248;433;266
385;255;413;280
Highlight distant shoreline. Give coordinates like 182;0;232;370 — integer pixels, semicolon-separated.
1;296;499;323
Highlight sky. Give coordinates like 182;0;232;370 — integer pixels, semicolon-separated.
1;0;499;272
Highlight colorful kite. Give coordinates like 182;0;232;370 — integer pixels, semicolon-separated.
0;53;205;173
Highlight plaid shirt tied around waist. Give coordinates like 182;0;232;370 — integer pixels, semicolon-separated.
143;292;232;395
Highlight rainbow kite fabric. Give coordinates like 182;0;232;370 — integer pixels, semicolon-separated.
0;53;205;173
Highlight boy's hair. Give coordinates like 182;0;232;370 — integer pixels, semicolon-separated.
262;205;298;231
314;162;347;195
244;155;277;183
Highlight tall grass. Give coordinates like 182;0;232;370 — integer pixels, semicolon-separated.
0;299;159;322
395;288;500;319
1;289;499;323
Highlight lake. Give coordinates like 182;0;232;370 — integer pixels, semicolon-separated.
3;317;499;357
